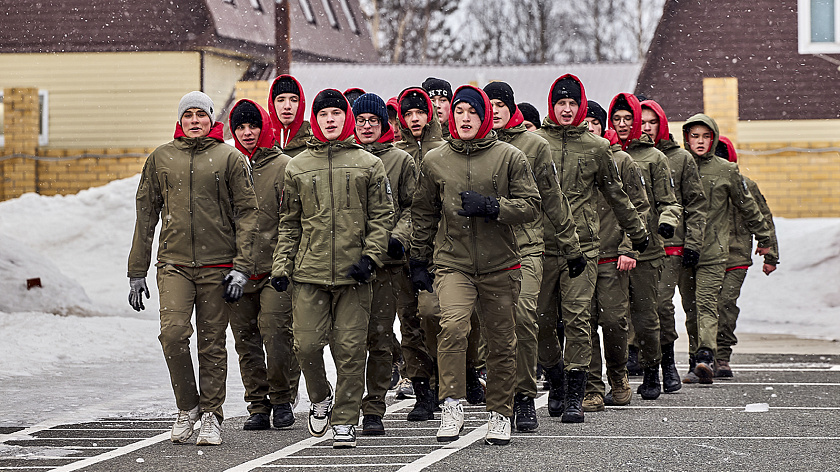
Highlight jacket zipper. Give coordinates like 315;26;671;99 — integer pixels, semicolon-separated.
190;143;196;266
467;145;479;276
329;142;336;285
312;176;320;210
215;172;226;228
346;172;351;208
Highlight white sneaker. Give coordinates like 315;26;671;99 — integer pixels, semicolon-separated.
195;412;222;446
308;384;333;437
170;405;200;443
332;424;356;448
436;401;464;442
485;411;511;445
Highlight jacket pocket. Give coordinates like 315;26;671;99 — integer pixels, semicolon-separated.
163;173;172;227
312;176;321;211
215;172;227;228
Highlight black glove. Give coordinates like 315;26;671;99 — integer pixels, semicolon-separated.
457;191;500;219
567;255;587;279
128;277;149;312
347;255;375;283
631;235;649;254
409;258;434;293
658;223;675;239
682;248;700;268
387;237;405;259
271;275;290;292
222;270;249;302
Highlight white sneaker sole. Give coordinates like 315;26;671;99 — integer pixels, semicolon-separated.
196;436;221;446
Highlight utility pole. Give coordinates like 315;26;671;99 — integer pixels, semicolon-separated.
275;0;291;75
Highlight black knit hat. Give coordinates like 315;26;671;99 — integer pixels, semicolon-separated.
611;95;633;115
312;89;348;114
484;81;516;115
344;88;366;106
400;90;428;115
271;77;300;101
452;87;486;121
230;101;262;130
517;102;541;129
422;77;452;99
586;100;607;131
551;77;582;106
352;93;390;134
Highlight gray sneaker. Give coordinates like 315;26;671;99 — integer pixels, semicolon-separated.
332;424;356;448
195;412;222;446
170;405;200;443
395;378;415;399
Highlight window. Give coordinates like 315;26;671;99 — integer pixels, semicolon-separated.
0;90;49;148
798;0;840;53
298;0;316;24
337;0;359;34
320;0;340;30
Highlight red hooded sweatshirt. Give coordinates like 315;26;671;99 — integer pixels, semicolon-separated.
608;92;643;151
228;99;277;159
268;74;306;149
448;85;494;140
310;89;356;143
174;121;225;141
504;106;525;130
397;87;435;130
717;136;738;162
547;74;588;127
640;99;671;145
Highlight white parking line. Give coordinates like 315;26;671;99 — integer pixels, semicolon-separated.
47;432;170;472
610;406;840;410
259;464;409;468
515;435;840;440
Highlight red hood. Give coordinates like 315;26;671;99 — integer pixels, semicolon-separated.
310;89;355;143
547;74;588;127
386;96;399;114
640;99;670;144
505;106;525;129
268;74;306;148
608;92;642;151
354;124;396;145
603;129;621;146
397;87;434;130
344;87;365;97
174;121;225;141
718;136;737;162
229;99;276;158
449;85;494;140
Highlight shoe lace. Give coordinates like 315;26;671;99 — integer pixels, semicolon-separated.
334;425;353;436
312;395;331;418
440;404;460;429
199;414;216;435
176;409;194;425
488;412;507;435
397;378;412;390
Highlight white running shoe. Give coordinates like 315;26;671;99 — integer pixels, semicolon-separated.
170;405;200;443
485;411;511;445
308;384;333;437
195;412;222;446
332;424;356;448
436;401;464;442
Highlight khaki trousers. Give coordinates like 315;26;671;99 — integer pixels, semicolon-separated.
682;264;726;355
717;268;748;362
629;258;664;367
363;265;402;417
587;261;630;396
515;254;543;398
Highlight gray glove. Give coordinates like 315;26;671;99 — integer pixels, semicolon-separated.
128;277;149;312
222;269;249;302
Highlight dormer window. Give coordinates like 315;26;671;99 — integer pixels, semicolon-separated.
798;0;840;53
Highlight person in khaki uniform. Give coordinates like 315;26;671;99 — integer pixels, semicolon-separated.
411;85;541;446
680;114;773;384
270;89;394;449
582;101;650;412
268;74;312;157
640;99;708;393
714;136;779;377
534;75;649;424
226;99;300;431
609;93;681;400
350;93;418;436
127;91;259;446
484;81;583;432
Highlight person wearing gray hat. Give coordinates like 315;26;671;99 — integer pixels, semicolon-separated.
178;91;216;128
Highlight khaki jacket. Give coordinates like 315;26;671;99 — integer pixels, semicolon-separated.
283;121;312;157
395;88;446;168
128;124;259;277
727;176;779;268
251;146;292;275
657;139;708;252
598;146;650;260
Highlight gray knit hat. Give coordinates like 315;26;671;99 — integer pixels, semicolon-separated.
178;91;215;125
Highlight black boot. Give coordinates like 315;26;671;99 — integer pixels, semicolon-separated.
637;365;662;400
465;367;485;405
361;414;385;435
546;363;566;417
694;348;715;384
661;343;682;393
513;393;538;432
627;345;643;376
561;369;586;423
407;377;435;421
272;403;295;428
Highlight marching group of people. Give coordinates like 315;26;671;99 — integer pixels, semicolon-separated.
126;72;779;449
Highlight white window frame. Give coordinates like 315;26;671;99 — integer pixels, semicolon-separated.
798;0;840;54
297;0;316;24
337;0;359;34
0;90;49;148
250;0;263;12
320;0;340;30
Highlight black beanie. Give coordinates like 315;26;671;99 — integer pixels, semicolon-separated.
517;102;541;129
400;90;428;115
452;88;486;121
422;77;452;99
586;100;607;131
612;95;633;115
312;89;348;114
551;77;582;106
352;93;390;134
230;101;262;130
483;81;516;115
271;77;300;101
344;88;365;106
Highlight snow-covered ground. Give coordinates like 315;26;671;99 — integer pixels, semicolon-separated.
1;176;839;428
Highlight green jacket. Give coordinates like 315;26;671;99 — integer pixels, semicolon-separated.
411;134;541;275
282;121;312;157
250;145;292;276
598;146;650;260
362;139;417;265
272;137;395;285
683;114;772;266
727;176;779;268
535;120;647;258
498;122;580;258
128;124;259;277
624;136;682;262
656;139;708;252
395;103;446;168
